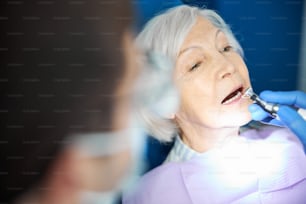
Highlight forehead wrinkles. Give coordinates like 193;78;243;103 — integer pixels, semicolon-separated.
180;17;219;52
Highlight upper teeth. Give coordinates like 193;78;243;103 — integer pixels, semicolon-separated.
223;91;242;105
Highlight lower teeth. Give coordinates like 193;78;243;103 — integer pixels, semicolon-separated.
223;92;241;104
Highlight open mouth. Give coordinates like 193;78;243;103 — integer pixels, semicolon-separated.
221;87;243;105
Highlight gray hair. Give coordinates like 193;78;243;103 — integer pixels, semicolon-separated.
136;5;244;142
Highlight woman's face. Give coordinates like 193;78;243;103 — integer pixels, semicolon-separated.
174;17;252;129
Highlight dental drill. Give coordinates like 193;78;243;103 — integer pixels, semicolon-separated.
243;87;306;120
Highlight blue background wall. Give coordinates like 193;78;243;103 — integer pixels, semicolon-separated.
135;0;305;93
214;0;304;93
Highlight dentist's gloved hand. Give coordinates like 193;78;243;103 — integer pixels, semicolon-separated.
249;90;306;148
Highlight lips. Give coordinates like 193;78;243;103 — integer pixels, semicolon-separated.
221;86;243;105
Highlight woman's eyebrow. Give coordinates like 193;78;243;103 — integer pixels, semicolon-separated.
214;29;225;49
178;46;203;58
215;29;222;40
179;29;222;58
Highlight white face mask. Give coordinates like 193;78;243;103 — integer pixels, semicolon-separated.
68;117;146;204
68;120;144;158
80;190;118;204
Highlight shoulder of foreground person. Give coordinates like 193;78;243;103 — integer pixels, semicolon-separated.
122;162;192;204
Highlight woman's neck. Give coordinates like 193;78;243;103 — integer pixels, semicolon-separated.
179;121;240;153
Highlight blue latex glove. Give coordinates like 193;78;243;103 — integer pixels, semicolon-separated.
249;90;306;149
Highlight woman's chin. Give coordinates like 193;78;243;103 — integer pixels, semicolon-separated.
215;111;252;128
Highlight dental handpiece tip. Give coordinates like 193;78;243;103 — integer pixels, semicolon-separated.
243;87;254;98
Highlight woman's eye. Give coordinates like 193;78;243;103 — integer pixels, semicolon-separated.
189;62;201;72
223;45;233;52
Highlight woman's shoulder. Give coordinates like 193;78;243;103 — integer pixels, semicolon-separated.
140;161;182;183
123;162;191;204
138;161;185;186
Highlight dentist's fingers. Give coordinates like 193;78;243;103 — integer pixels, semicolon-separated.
260;90;306;109
277;105;306;148
249;104;269;121
248;104;284;126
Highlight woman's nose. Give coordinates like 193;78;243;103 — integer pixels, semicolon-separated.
217;56;236;79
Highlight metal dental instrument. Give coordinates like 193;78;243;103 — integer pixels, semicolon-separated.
243;87;280;118
243;87;306;120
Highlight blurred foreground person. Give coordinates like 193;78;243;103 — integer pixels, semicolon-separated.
0;1;143;203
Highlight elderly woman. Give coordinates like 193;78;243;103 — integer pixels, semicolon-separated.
123;5;306;204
